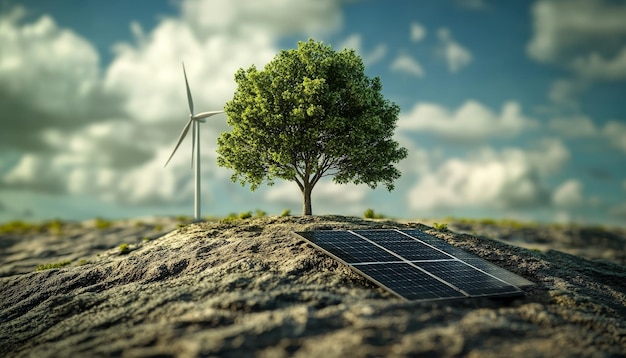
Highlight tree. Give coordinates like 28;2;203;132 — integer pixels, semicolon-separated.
217;39;408;215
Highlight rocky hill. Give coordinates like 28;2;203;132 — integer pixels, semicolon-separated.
1;216;625;357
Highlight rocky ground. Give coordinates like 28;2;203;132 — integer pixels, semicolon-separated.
1;215;625;357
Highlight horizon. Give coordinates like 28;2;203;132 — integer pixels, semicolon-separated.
1;0;625;227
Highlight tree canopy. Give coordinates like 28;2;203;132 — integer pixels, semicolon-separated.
217;39;408;215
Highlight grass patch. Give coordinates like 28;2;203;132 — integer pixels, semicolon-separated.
280;209;291;217
95;217;112;230
433;222;448;232
239;211;253;220
364;208;386;219
119;243;130;255
36;260;72;271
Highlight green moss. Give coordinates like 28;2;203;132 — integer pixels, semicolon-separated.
142;237;151;242
433;222;448;232
176;215;192;223
95;217;112;230
77;259;89;266
119;243;130;255
36;260;72;271
364;208;386;219
239;211;253;220
0;220;34;234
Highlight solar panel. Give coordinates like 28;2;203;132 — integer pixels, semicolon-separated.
294;229;533;302
400;229;534;288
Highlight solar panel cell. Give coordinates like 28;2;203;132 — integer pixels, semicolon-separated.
401;230;534;287
353;230;452;261
355;263;465;300
297;230;399;264
416;261;522;296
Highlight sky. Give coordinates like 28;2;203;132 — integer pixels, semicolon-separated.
1;0;625;226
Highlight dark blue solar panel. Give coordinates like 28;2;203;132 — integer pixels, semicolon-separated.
294;229;531;301
400;230;534;287
296;230;399;264
462;258;534;288
354;263;464;301
415;261;522;296
353;230;452;261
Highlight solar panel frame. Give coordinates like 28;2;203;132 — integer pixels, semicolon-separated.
294;229;532;302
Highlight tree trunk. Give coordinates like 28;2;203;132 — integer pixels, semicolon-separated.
302;184;313;216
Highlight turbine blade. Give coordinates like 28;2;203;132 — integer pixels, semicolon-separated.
182;62;194;115
191;121;196;169
194;110;224;119
164;119;193;168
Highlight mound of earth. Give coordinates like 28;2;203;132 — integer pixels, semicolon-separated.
1;216;625;357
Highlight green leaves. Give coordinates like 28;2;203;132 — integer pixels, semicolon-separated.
217;39;407;214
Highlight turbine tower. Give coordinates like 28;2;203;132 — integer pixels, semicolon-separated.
164;63;223;221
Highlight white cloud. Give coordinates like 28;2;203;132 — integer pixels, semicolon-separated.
528;0;626;85
181;0;343;37
390;54;424;77
552;179;583;208
437;28;472;73
0;0;350;207
0;6;121;152
602;121;626;153
408;139;570;211
339;34;386;65
410;22;426;43
547;78;589;108
571;48;626;80
549;115;597;137
398;100;538;141
527;0;626;63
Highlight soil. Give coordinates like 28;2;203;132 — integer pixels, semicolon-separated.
1;215;625;357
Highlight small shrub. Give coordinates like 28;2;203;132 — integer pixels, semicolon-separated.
142;237;151;242
36;260;72;271
479;218;497;226
364;208;386;219
177;223;187;229
280;209;291;217
45;219;64;235
154;224;163;231
134;220;145;228
255;209;267;218
176;215;192;223
119;243;130;255
239;211;252;220
0;220;33;234
95;217;112;230
433;222;448;232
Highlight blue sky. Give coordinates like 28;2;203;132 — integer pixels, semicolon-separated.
1;0;625;226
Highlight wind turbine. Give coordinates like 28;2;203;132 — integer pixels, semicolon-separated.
164;63;223;221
